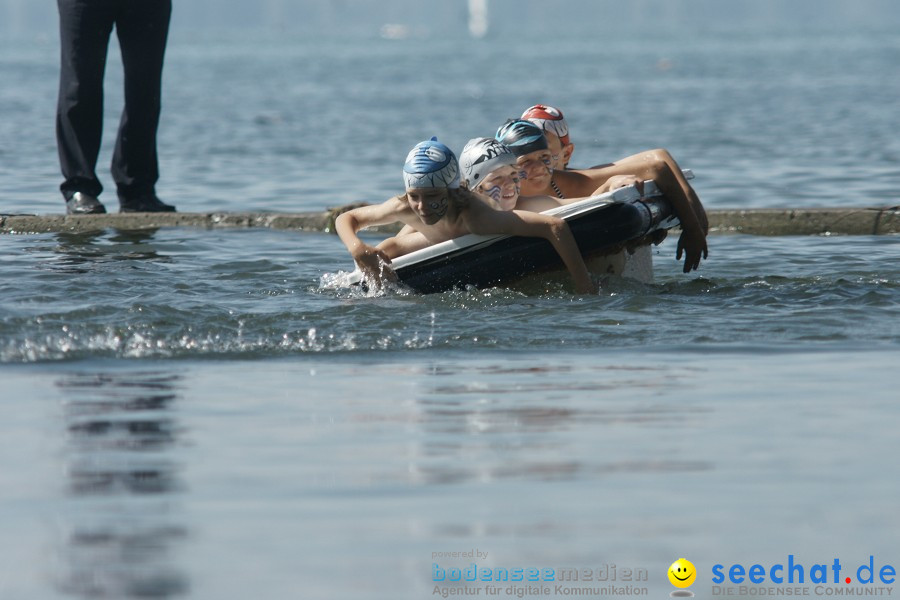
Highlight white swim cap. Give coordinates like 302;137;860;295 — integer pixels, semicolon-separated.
459;137;517;189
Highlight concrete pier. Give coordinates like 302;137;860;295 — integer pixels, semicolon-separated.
1;206;898;236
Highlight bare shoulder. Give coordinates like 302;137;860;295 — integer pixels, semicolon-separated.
458;189;491;213
516;194;561;212
381;193;410;211
342;193;413;227
555;169;598;196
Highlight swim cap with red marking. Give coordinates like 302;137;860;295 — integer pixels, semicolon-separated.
521;104;570;146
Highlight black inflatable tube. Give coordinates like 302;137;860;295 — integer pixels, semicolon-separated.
394;197;676;294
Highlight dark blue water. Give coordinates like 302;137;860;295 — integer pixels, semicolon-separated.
1;17;899;600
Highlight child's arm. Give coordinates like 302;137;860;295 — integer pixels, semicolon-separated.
464;203;597;294
590;174;644;196
335;198;405;281
376;231;432;259
577;149;708;272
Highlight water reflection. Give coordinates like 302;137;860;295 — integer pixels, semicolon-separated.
56;371;189;598
383;362;714;486
47;229;169;274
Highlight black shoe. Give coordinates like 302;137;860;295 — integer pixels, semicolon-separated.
66;192;107;215
119;194;177;213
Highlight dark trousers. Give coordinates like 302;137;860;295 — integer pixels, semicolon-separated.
56;0;171;201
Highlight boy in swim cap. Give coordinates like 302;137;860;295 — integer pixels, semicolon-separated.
499;116;709;273
335;138;597;294
496;119;617;205
521;104;573;170
458;137;563;213
459;136;632;277
521;102;709;221
459;137;520;210
522;103;640;196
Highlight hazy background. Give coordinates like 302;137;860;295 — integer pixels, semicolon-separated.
3;0;898;214
3;0;900;40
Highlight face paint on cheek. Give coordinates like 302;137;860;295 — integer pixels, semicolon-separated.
481;185;503;203
428;196;449;219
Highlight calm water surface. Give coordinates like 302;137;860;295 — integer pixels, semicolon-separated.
2;230;898;598
3;349;899;598
1;19;899;600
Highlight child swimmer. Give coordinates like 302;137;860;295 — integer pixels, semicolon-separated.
335;138;597;294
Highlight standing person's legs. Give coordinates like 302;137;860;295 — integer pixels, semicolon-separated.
56;0;116;210
112;0;174;211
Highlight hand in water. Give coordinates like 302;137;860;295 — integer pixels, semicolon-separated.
353;244;397;283
676;228;709;273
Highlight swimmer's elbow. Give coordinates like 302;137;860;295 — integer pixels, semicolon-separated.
335;211;360;234
547;217;569;239
635;148;666;169
646;148;672;161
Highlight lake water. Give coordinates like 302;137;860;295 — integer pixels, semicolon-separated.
1;16;899;600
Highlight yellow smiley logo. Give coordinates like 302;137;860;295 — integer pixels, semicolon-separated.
668;558;697;588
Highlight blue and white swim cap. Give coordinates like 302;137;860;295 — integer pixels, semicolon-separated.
495;119;548;157
403;137;460;190
459;138;517;188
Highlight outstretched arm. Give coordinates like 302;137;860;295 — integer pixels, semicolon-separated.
591;174;644;196
335;199;405;281
579;149;708;272
465;204;597;294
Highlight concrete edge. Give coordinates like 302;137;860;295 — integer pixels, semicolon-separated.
706;207;899;236
2;206;898;236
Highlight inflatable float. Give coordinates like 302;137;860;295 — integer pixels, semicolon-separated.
346;177;684;294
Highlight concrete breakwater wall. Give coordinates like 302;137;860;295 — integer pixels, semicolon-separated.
2;206;898;236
